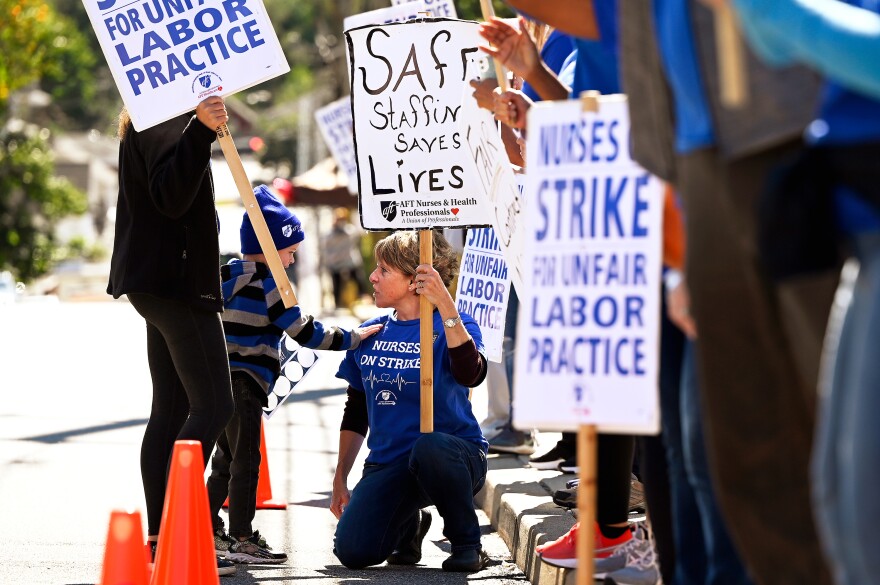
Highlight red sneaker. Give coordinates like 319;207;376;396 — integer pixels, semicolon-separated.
537;522;633;568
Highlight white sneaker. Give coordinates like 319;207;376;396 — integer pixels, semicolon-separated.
594;522;661;582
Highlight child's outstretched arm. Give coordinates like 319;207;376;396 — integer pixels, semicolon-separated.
276;305;382;351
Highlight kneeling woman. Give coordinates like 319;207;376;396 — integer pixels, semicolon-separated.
330;230;489;572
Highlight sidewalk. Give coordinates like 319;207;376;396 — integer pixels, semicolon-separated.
478;452;580;585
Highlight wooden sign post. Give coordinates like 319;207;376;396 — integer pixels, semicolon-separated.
419;230;435;433
216;125;298;308
714;4;748;108
577;424;598;585
478;0;509;91
575;90;601;585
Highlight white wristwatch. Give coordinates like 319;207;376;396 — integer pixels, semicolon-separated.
443;315;462;328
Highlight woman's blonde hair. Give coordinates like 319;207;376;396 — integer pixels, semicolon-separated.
117;106;132;141
374;230;459;287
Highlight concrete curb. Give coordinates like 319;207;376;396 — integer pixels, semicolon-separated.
476;453;579;585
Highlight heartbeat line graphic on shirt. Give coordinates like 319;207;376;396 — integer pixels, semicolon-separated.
362;370;415;392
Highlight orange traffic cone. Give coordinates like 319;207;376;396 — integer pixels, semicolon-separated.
151;440;219;585
98;510;149;585
223;421;287;510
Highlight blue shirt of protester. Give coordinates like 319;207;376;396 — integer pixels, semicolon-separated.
653;0;716;153
522;30;575;102
336;310;488;465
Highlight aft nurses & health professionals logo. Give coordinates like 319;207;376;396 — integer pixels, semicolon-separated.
376;389;398;406
192;72;223;99
380;201;397;223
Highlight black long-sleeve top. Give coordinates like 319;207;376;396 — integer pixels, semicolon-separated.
107;113;223;312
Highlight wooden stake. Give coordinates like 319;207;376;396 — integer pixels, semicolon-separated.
478;0;509;92
576;424;598;585
714;4;748;108
216;124;298;308
419;229;434;433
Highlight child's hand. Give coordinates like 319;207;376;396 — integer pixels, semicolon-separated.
356;323;383;340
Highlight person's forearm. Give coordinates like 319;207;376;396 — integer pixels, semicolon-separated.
503;0;599;39
334;430;365;485
500;124;525;167
525;61;571;101
735;0;880;99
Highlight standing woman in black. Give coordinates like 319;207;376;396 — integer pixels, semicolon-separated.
107;96;235;551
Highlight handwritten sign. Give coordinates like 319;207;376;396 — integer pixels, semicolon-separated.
263;335;322;419
391;0;457;19
455;227;511;362
343;1;427;31
315;96;358;194
458;89;525;293
513;97;663;434
83;0;289;130
346;18;493;230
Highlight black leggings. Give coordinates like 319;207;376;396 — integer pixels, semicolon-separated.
558;431;635;526
129;293;234;535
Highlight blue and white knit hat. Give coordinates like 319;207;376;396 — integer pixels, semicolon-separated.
240;184;304;254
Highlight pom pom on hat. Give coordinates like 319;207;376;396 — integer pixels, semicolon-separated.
240;185;304;255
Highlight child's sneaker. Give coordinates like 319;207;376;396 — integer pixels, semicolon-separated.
251;530;288;562
214;527;235;555
537;522;633;569
225;531;287;564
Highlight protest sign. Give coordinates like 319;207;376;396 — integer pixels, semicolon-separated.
263;335;322;419
391;0;457;19
343;1;427;31
315;97;358;194
346;18;494;230
322;3;428;195
455;227;512;362
513;96;663;434
458;89;525;293
83;0;290;131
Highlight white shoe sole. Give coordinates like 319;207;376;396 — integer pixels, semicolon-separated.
226;551;284;565
529;458;565;470
218;564;237;576
538;553;577;569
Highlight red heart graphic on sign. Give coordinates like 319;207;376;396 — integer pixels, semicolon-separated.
451;208;459;215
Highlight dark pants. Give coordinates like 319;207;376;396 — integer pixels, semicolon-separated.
206;372;264;538
554;431;634;528
334;433;487;569
677;145;837;585
128;293;234;536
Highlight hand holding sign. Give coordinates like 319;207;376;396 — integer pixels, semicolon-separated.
195;96;229;129
477;16;539;84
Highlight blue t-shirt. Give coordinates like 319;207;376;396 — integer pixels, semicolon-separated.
335;310;488;465
522;30;575;102
653;0;715;153
569;1;620;97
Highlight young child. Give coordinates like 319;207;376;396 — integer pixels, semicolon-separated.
207;185;381;564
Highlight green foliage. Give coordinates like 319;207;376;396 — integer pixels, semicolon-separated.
0;0;101;124
0;126;88;281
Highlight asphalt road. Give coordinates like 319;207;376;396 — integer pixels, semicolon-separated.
0;300;526;585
